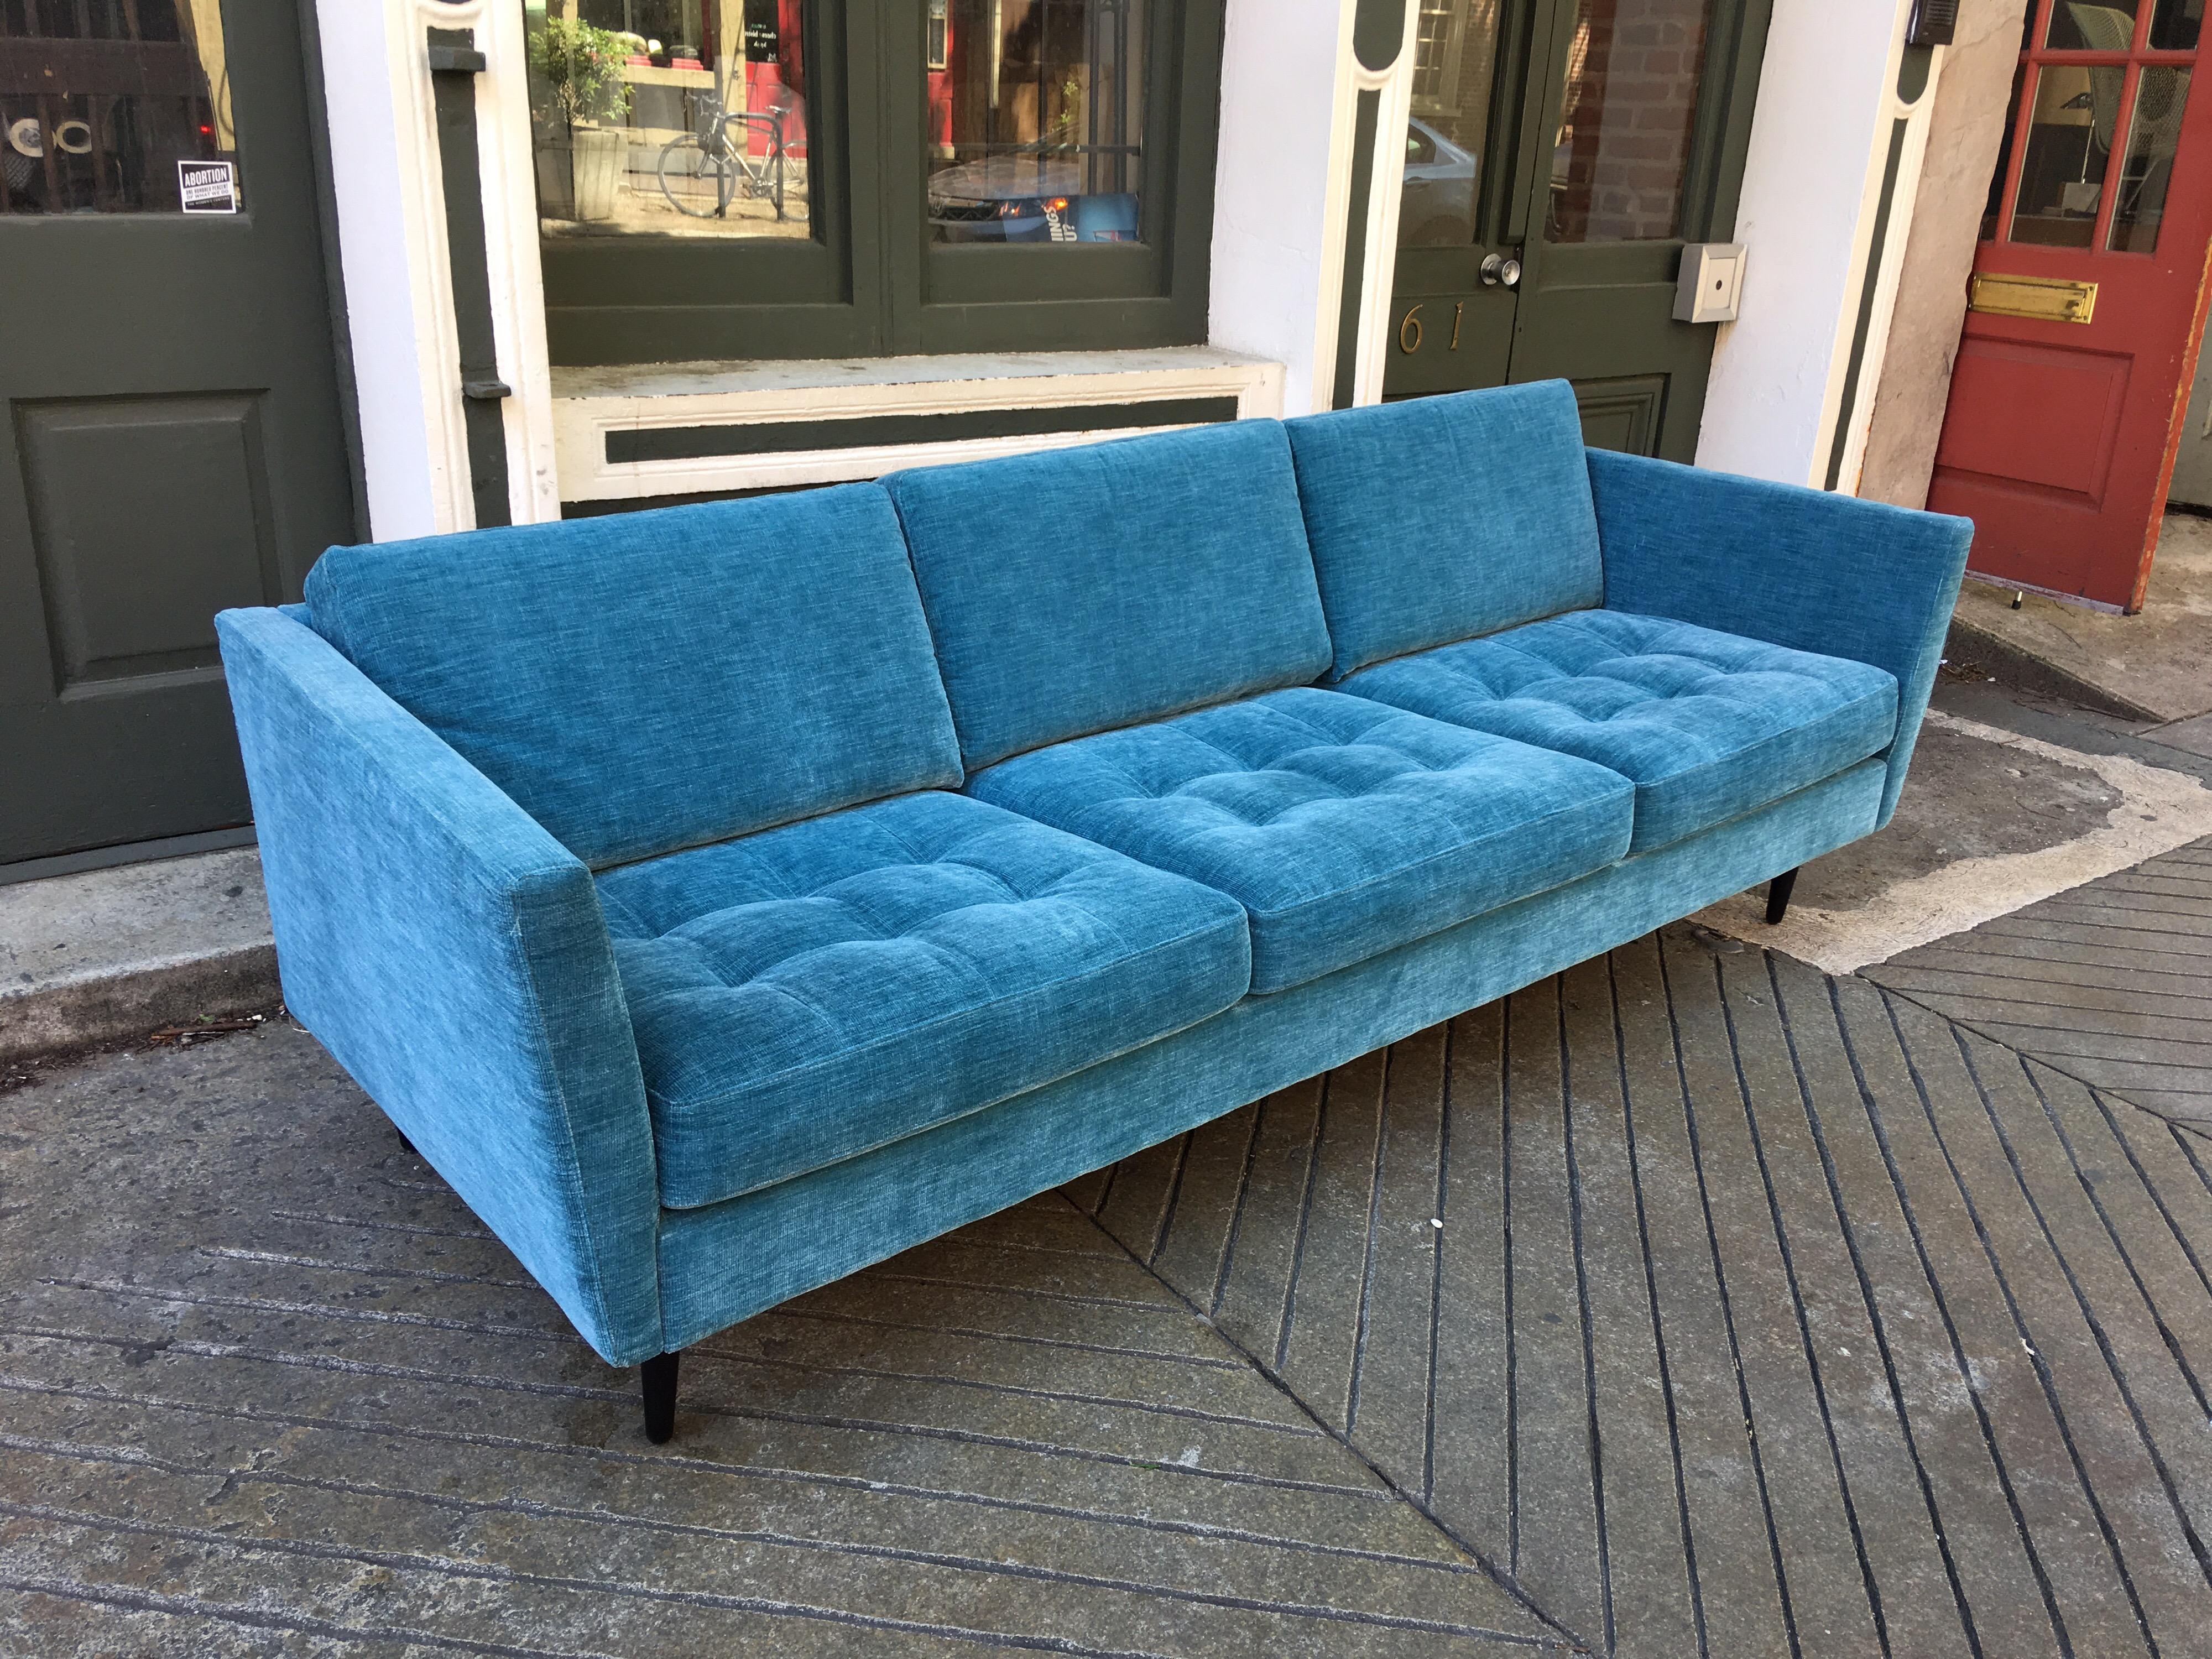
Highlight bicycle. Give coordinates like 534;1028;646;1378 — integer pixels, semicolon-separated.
658;90;797;223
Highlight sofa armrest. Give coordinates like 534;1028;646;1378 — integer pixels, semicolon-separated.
216;607;662;1365
1587;449;1971;827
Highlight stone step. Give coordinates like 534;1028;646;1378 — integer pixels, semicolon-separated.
0;846;277;1062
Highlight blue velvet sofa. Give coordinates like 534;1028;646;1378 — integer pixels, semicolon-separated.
216;382;1970;1442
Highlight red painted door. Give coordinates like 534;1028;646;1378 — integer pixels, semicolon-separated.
1929;0;2212;611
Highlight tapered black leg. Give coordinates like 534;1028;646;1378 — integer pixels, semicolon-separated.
641;1350;681;1444
394;1128;415;1155
1765;867;1800;926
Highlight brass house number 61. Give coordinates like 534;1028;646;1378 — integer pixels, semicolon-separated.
1398;302;1467;354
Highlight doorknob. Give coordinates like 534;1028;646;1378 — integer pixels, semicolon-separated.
1481;253;1522;289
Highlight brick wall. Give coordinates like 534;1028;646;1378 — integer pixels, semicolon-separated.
1550;0;1710;243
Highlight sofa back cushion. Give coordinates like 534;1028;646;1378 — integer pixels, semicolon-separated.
1284;380;1603;680
302;485;962;869
882;420;1332;770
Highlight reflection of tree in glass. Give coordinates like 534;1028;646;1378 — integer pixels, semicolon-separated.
531;19;635;132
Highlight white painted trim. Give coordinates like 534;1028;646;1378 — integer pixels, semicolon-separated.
1208;0;1359;416
552;348;1284;501
473;1;562;524
1828;46;1948;494
1696;0;1920;488
1347;0;1422;409
315;2;450;538
1307;0;1366;416
312;0;559;538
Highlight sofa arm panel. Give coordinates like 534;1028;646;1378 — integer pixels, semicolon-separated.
216;608;662;1365
1587;449;1971;826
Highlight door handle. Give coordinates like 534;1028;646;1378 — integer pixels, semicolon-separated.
1480;253;1523;289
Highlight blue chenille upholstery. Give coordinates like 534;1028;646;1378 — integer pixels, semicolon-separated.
594;790;1251;1210
1587;448;1972;827
217;383;1975;1383
215;608;663;1366
881;420;1332;769
658;758;1886;1349
1340;609;1897;854
965;686;1634;994
302;484;960;869
1284;380;1602;681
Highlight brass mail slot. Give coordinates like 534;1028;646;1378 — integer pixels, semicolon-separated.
1968;272;2098;324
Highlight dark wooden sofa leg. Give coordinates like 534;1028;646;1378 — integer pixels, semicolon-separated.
1765;868;1800;926
641;1350;682;1443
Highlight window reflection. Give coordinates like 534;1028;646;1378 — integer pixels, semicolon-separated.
2046;0;2138;50
522;1;811;239
1;0;236;215
2008;62;2115;246
1546;0;1713;245
2109;65;2190;249
1400;0;1496;248
1982;65;2025;241
928;0;1145;246
2150;0;2204;48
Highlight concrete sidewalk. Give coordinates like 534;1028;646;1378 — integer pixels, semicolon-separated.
1947;509;2212;729
6;921;2209;1655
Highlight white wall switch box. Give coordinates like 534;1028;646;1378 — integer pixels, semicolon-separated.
1674;244;1746;324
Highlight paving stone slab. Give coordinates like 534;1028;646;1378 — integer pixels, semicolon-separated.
10;917;2212;1656
0;1025;1562;1658
1088;924;2212;1657
1865;837;2212;1130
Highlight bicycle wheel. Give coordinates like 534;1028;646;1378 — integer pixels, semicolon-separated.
658;133;732;219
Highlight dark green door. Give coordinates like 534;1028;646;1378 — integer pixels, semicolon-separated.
1384;0;1768;460
0;2;354;869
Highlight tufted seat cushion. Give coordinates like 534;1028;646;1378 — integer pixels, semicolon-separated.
965;687;1634;995
1340;610;1899;854
597;792;1251;1209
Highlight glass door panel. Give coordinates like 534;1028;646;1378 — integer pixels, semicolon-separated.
2150;0;2204;48
1983;65;2027;237
2046;1;2140;50
1;0;240;215
1400;0;1502;248
1544;0;1714;244
2109;64;2190;248
2008;61;2115;245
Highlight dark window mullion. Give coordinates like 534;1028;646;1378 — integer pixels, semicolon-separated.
875;0;928;352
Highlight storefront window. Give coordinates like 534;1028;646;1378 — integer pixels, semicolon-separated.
521;0;811;239
538;0;1223;364
927;0;1145;246
1;0;239;216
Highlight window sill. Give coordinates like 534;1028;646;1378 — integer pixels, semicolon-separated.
549;346;1285;505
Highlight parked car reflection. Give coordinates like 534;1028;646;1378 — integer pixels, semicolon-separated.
927;152;1140;243
1401;116;1478;248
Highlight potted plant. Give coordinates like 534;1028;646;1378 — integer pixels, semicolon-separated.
529;17;634;222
